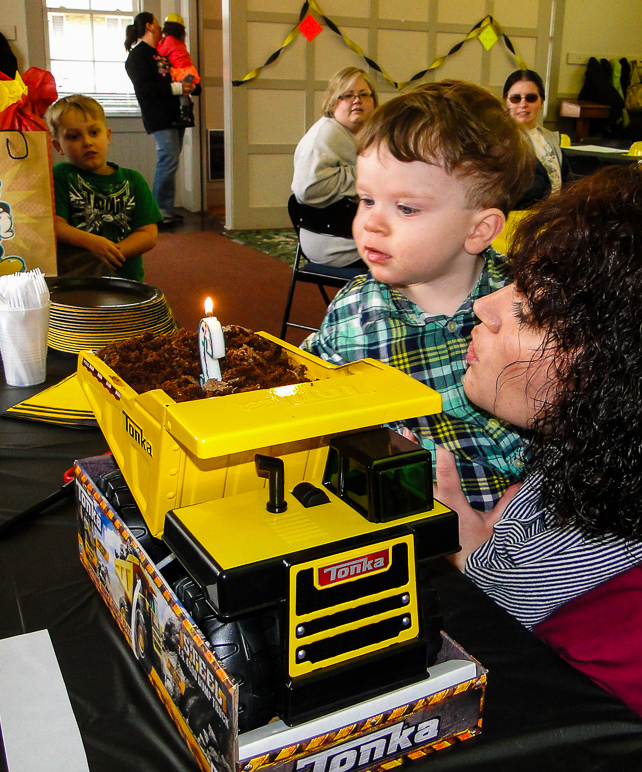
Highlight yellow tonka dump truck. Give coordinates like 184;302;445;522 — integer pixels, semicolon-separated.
77;333;460;732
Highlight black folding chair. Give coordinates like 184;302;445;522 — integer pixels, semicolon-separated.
280;195;365;340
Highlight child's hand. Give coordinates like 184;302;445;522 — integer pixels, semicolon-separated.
88;234;126;269
434;446;521;571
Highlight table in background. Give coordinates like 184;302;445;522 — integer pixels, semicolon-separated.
564;144;641;178
2;354;642;772
559;100;611;142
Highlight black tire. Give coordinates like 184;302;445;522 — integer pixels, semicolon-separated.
134;600;154;674
96;467;170;564
200;613;278;733
119;598;130;629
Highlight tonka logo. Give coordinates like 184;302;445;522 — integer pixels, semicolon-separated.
124;412;152;456
295;718;440;772
318;549;389;587
79;485;102;531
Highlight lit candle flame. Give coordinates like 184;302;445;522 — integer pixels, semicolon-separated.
204;296;214;317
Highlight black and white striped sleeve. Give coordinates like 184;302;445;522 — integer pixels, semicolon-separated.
464;474;642;629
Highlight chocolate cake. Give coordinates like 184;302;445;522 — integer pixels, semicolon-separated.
97;326;310;403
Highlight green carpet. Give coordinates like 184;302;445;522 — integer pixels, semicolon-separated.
223;228;298;265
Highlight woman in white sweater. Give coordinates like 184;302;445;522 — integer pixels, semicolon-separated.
291;67;378;268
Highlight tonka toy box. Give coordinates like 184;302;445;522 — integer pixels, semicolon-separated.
76;454;487;772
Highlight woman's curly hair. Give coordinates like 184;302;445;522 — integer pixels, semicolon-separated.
509;163;642;539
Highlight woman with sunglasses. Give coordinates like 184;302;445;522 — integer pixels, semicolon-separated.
503;70;570;209
291;67;378;268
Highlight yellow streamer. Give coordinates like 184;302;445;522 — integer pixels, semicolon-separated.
233;9;528;89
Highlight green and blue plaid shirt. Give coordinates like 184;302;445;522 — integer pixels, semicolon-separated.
301;248;526;511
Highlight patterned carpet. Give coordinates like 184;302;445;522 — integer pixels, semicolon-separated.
222;228;298;265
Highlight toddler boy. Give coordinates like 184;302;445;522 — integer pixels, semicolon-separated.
45;94;161;280
301;80;534;510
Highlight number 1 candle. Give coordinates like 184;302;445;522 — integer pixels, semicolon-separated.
198;296;225;387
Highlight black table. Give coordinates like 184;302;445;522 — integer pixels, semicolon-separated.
2;353;642;771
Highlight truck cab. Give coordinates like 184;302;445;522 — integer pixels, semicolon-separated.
163;428;458;729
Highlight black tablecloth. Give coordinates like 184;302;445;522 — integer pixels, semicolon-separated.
2;353;642;771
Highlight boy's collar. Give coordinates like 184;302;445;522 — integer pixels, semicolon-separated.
365;246;498;325
72;161;118;176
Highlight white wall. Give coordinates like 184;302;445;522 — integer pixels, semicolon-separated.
1;7;29;73
558;0;642;96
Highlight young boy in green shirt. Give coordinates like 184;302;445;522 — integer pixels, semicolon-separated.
45;94;161;281
301;80;534;510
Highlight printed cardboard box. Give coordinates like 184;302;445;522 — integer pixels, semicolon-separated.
75;455;487;772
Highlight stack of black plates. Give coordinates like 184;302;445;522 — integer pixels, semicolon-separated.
46;277;177;354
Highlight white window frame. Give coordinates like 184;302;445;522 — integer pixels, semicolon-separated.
44;0;141;116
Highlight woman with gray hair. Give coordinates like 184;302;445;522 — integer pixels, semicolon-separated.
291;67;378;268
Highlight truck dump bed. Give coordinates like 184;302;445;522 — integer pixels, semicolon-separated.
77;333;442;537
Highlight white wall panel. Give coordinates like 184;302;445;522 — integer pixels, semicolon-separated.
434;32;484;82
437;0;486;25
248;90;305;145
249;155;296;208
380;0;430;23
494;0;540;28
247;22;307;80
323;0;371;18
314;27;371;81
379;29;431;84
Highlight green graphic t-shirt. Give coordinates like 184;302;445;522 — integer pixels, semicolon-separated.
53;162;162;281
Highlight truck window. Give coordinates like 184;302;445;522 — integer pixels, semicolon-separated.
378;460;431;520
344;458;369;516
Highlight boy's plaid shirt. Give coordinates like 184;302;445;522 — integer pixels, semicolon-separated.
300;248;526;511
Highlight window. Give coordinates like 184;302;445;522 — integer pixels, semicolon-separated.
46;0;138;114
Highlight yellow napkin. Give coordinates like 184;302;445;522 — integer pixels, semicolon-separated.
3;373;96;428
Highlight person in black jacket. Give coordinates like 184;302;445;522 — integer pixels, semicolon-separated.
0;32;17;79
125;12;200;227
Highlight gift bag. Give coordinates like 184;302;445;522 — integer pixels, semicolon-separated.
0;69;58;276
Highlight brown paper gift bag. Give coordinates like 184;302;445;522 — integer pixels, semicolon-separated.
0;130;57;276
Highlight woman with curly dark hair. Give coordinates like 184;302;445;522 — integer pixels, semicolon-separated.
436;164;642;707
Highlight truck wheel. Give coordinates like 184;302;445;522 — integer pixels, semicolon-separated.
119;599;130;630
134;601;154;675
200;614;277;733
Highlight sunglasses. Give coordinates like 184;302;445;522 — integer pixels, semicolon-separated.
507;93;540;104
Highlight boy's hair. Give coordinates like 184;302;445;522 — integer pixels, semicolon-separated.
321;67;379;119
45;95;107;139
357;80;534;214
510;164;642;539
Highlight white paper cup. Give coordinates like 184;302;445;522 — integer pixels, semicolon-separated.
0;304;50;387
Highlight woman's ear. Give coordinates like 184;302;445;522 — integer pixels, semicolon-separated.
465;209;506;255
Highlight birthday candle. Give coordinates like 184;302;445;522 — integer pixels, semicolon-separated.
198;296;225;386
